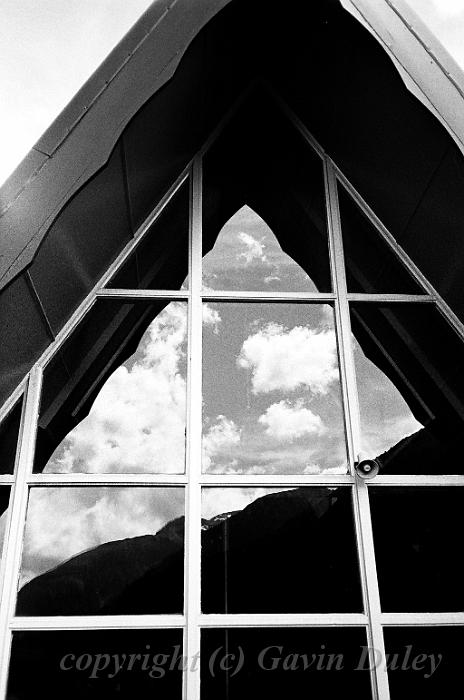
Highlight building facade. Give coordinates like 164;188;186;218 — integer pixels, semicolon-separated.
1;1;464;698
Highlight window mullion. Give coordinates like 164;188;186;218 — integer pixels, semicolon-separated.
324;160;390;700
184;157;203;700
0;368;42;699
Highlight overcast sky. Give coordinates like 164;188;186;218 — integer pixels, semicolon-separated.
0;0;464;186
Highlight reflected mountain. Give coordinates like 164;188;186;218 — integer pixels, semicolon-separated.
17;487;361;616
375;424;463;475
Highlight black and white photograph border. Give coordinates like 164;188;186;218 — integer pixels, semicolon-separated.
1;1;464;699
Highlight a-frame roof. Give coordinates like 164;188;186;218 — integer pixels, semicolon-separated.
1;0;464;290
2;0;464;409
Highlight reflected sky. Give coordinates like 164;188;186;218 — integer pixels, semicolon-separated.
20;487;184;588
202;206;320;292
43;302;188;474
354;334;422;460
203;303;347;474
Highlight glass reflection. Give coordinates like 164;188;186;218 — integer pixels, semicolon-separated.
385;627;464;699
201;628;371;699
351;303;464;474
370;487;464;612
8;629;183;700
0;399;22;475
202;303;347;474
338;184;423;294
201;487;362;613
35;301;187;474
17;487;184;615
203;206;320;292
0;487;11;568
202;89;332;292
107;180;189;290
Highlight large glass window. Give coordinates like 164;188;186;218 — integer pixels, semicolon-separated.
1;90;463;700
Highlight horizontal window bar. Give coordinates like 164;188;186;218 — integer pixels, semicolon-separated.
347;294;434;302
200;474;354;486
27;475;356;487
96;289;189;299
199;614;368;627
200;291;336;302
10;615;186;631
366;476;464;486
27;474;188;486
381;613;464;626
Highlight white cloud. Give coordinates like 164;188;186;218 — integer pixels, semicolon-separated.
264;275;281;284
237;232;266;264
238;322;338;395
46;302;188;474
20;486;184;585
202;415;241;471
202;303;221;333
258;399;325;441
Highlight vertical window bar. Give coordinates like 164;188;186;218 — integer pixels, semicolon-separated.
184;157;203;700
324;161;390;700
0;367;42;698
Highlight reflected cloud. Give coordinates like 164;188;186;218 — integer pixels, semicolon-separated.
45;302;188;474
202;205;318;293
238;322;338;395
258;399;325;441
20;487;184;586
203;303;347;475
237;231;267;264
202;415;241;472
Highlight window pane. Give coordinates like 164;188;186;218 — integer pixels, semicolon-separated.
17;487;185;615
202;91;332;292
384;627;464;699
0;487;11;568
106;180;189;290
350;303;464;474
35;300;187;474
370;487;464;612
201;628;372;699
338;185;423;294
202;205;321;293
202;303;347;474
8;629;183;700
201;487;362;613
0;399;22;474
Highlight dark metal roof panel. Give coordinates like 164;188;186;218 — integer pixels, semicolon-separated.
0;0;230;291
1;0;464;295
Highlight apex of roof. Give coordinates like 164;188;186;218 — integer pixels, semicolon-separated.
1;0;464;291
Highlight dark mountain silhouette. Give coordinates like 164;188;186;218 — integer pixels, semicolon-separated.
17;487;361;616
375;423;464;475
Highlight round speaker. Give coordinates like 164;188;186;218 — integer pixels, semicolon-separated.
355;458;380;479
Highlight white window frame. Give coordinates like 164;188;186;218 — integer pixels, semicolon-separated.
1;90;464;700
